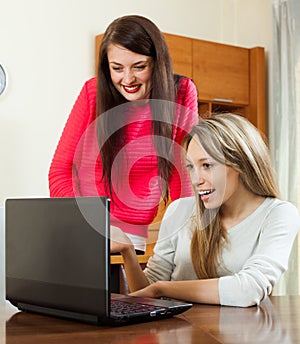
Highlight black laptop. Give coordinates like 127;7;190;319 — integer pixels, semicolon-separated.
5;196;192;325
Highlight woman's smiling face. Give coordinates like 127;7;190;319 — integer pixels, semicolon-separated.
107;44;153;101
186;136;241;209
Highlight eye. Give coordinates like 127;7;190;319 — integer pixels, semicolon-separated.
185;163;194;170
134;65;146;71
203;163;213;169
111;66;123;72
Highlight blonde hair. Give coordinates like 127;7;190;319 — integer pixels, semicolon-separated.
182;113;280;279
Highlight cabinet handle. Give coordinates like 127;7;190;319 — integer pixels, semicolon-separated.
213;98;233;103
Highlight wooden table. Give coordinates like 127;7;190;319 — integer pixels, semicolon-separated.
1;295;299;343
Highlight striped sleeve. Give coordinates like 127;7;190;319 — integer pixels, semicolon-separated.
170;78;199;200
48;78;97;197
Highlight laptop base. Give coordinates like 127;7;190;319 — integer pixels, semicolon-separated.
14;302;102;325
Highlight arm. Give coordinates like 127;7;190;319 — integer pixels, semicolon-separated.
110;199;194;292
48;78;97;197
170;78;199;200
110;226;149;291
132;200;299;307
175;77;199;117
218;201;300;307
112;197;219;303
135;197;211;301
131;279;220;304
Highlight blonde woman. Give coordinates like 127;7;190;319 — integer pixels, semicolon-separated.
111;113;299;307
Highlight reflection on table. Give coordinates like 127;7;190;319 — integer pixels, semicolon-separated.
2;295;300;343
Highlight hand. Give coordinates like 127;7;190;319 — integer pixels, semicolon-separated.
129;282;161;299
110;225;133;254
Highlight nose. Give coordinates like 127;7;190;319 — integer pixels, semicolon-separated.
190;168;205;187
123;69;135;84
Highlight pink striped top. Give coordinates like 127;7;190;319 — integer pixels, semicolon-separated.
48;76;198;237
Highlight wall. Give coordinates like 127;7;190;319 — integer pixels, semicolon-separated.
0;0;272;205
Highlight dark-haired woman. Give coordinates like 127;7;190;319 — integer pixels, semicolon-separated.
48;15;199;251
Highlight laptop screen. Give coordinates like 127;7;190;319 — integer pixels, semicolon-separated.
6;197;110;317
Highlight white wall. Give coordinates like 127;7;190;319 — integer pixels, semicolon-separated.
0;0;272;206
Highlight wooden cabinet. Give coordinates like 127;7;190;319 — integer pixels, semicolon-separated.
95;32;266;134
162;33;193;79
163;33;266;135
192;40;249;104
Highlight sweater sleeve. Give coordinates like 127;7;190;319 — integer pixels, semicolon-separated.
219;201;300;307
143;199;183;283
144;197;196;283
169;78;199;200
48;78;97;197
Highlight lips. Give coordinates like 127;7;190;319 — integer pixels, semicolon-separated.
198;189;214;196
198;189;215;202
123;84;141;93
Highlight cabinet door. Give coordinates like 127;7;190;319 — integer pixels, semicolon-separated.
193;40;249;105
163;33;193;79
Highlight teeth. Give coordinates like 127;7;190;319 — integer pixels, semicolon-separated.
199;190;212;196
124;85;139;90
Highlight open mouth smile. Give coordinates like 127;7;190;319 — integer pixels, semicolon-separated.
123;85;141;93
198;189;215;197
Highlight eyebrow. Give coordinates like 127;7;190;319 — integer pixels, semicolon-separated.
109;60;150;66
185;157;209;163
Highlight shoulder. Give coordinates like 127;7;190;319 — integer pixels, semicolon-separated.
175;75;197;94
174;75;198;113
158;196;196;241
84;76;97;88
81;77;97;96
264;197;299;216
169;195;196;207
163;196;196;222
75;77;97;111
68;77;97;125
263;198;300;233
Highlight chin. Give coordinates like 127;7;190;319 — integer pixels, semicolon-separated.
123;94;144;102
203;202;221;210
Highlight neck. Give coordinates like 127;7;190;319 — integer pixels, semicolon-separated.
220;186;266;230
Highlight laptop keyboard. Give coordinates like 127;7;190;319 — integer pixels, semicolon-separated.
111;299;165;316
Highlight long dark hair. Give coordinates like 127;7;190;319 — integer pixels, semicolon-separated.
96;15;178;202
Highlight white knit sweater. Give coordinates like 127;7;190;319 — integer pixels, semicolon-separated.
143;196;300;307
